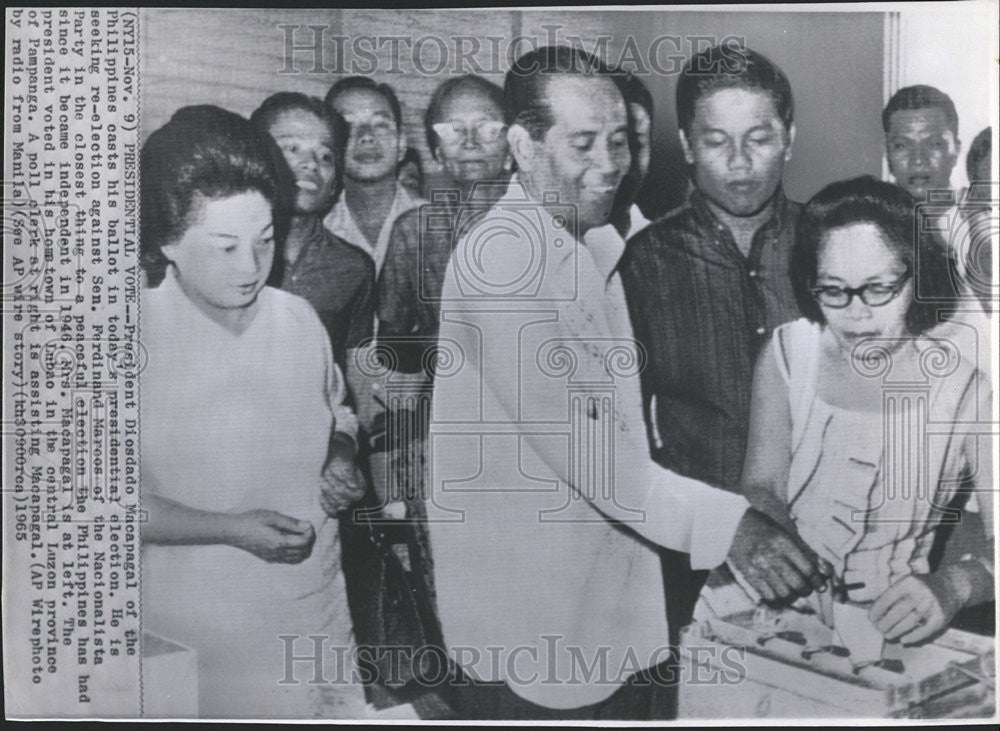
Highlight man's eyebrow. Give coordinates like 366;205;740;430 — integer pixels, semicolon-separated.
207;232;239;240
345;109;393;121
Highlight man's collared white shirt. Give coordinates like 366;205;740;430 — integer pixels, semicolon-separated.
426;176;749;709
627;202;651;238
323;182;425;274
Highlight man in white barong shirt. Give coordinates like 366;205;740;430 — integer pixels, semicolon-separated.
425;46;832;721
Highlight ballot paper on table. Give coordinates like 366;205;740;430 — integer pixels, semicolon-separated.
833;601;884;666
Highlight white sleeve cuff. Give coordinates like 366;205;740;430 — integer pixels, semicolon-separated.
689;489;749;571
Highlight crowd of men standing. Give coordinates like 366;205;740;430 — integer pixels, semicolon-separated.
142;38;993;720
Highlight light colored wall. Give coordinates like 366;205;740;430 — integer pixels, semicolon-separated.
892;1;997;190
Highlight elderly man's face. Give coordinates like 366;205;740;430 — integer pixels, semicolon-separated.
433;86;509;188
886;107;959;200
681;87;793;218
530;75;631;233
332;88;404;184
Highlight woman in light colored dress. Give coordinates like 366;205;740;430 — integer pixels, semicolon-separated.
735;176;993;644
139;105;366;718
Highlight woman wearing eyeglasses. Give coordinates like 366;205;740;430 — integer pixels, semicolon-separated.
737;175;993;644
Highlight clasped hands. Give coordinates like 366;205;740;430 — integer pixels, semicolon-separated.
231;451;365;565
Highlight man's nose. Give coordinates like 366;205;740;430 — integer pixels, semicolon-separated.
299;152;318;172
728;142;752;171
461;128;482;150
353;125;376;145
912;143;932;169
592;141;624;180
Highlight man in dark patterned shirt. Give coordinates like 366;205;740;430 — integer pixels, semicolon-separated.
251;93;376;427
619;44;803;635
378;74;510;376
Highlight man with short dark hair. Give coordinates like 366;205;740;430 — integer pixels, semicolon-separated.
882;87;990;379
323;76;425;274
622;44;800;496
619;45;804;637
251;91;373;513
883;84;961;202
427;45;830;721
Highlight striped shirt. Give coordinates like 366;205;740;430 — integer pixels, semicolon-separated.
619;188;802;492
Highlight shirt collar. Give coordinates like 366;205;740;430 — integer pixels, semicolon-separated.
325;182;424;254
627;204;651;239
500;175;627;283
688;185;790;240
583;223;627;283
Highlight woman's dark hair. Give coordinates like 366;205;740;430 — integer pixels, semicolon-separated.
250;91;349;206
141;105;291;286
424;74;504;156
791;175;959;335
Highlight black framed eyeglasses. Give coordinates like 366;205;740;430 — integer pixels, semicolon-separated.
810;270;912;309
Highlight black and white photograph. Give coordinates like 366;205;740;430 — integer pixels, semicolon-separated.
2;2;997;722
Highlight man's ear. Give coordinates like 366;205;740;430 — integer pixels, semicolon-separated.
784;122;797;163
949;132;962;169
679;128;695;165
507;124;537;173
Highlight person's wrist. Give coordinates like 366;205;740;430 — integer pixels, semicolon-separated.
927;565;970;616
220;512;248;550
945;560;992;607
329;432;358;461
